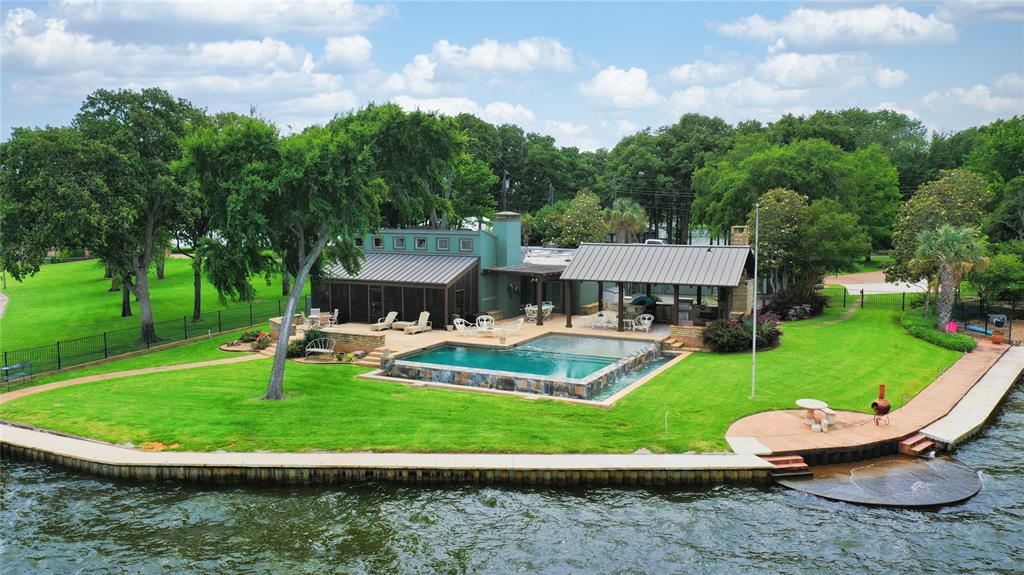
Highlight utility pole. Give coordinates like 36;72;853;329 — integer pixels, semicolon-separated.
751;203;760;400
548;181;554;205
501;168;509;211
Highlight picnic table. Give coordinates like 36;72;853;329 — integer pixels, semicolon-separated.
796;398;828;425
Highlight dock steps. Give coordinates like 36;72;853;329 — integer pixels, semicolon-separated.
898;433;935;457
759;455;812;479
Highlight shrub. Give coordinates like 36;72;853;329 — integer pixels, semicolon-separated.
286;340;306;358
239;329;262;343
302;328;324;345
764;292;827;320
900;310;976;352
703;314;781;352
252;332;272;351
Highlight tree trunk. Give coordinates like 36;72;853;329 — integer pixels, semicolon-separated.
109;274;122;292
192;256;202;322
937;264;955;329
104;264;114;279
282;270;291;296
155;251;166;280
131;265;157;343
120;276;133;317
265;234;328;400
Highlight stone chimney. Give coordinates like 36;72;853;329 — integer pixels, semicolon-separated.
730;225;750;246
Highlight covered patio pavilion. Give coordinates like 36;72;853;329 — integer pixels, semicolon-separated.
483;263;571;327
558;243;756;332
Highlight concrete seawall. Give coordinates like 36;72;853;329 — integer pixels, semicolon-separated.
0;423;773;486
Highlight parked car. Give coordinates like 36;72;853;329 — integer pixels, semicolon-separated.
644;238;667;245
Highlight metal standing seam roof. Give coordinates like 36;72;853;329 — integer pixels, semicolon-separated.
559;243;752;287
322;252;478;287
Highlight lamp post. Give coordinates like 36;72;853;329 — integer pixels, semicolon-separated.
751;203;759;400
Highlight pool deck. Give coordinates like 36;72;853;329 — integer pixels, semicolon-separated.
726;340;1020;456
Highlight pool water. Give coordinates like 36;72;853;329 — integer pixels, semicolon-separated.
400;342;615;380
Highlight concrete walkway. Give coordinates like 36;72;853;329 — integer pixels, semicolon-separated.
0;292;7;319
726;341;1012;455
921;346;1024;446
0;353;266;405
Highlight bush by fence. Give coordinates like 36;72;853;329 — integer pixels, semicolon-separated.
2;295;313;378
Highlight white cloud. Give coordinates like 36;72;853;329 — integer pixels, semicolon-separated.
54;0;395;35
391;95;535;126
669;78;807;117
923;82;1024;114
579;66;661;108
545;120;600;150
755;52;907;90
322;35;372;69
382;54;439;94
278;90;359;113
874;67;908;89
995;72;1024;93
615;119;639;133
668;59;740;84
481;101;535;124
876;101;918;118
432;37;574;73
711;5;957;50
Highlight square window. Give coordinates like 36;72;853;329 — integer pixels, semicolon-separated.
437;237;450;251
393;237;406;250
459;238;473;252
414;237;427;250
372;236;383;248
354;237;364;247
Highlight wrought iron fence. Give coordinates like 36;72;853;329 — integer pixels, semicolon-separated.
817;285;926;310
2;295;312;379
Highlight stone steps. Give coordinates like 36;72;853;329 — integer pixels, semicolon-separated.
355;348;385;368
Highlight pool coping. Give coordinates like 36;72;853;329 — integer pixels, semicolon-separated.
0;421;773;485
359;351;691;408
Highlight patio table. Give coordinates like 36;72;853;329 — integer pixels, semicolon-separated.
796;398;828;425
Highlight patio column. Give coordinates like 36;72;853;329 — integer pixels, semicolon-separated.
645;283;652;298
672;284;680;326
536;278;544;326
617;282;624;332
565;280;573;328
696;285;702;306
597;281;604;311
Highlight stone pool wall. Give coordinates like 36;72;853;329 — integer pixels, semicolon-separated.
381;341;662;400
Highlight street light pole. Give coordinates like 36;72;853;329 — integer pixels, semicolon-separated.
751;203;759;400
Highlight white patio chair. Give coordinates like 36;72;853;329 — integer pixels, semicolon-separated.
631;313;654;333
328;309;339;326
453;318;477;336
308;308;321;328
404;311;433;334
524;305;538;321
370;311;398;331
476;314;496;336
542;303;554;320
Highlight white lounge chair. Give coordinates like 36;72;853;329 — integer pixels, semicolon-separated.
631;313;654;333
453;318;477;336
404;311;433;334
594;311;617;329
370;311;398;331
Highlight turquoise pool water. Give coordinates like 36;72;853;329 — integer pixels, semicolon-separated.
400;344;614;380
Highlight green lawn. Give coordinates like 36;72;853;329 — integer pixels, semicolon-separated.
0;307;961;453
24;330;247;386
851;254;893;273
0;258;306;351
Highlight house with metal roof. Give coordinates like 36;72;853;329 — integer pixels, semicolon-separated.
310;212;597;327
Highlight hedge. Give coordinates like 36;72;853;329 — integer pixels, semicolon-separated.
900;310;976;352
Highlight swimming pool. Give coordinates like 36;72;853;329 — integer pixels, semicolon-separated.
382;334;662;400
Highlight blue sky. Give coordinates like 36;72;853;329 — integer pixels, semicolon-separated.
2;1;1022;148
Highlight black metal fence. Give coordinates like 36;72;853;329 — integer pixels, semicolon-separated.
2;295;312;378
817;285;927;310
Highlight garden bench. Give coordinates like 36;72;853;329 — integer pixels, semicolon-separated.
305;338;337;357
1;361;33;386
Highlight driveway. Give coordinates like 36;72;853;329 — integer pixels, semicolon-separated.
825;271;926;294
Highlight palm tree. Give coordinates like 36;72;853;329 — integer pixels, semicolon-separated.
913;225;988;329
605;198;649;244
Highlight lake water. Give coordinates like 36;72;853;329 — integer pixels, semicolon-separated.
3;384;1022;574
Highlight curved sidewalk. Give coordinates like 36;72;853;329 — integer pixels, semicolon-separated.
0;353;266;405
726;341;1016;456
